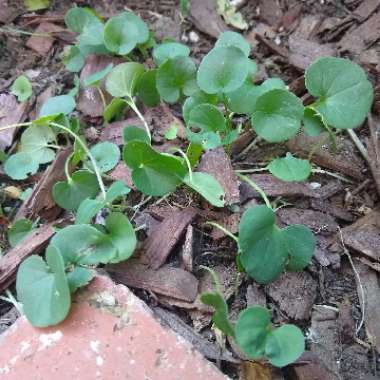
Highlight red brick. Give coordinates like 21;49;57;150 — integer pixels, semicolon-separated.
0;275;229;380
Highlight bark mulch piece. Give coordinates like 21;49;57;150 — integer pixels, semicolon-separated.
355;260;380;353
141;206;197;269
265;272;317;321
341;210;380;261
15;147;72;221
26;22;65;56
288;36;336;71
99;118;143;145
107;259;199;302
0;222;56;293
189;0;229;39
197;147;240;206
0;93;29;150
77;55;123;117
246;284;266;308
107;162;134;189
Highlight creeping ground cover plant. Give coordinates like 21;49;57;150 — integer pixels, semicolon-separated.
0;5;374;369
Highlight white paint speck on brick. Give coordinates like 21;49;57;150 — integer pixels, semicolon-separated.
38;331;63;351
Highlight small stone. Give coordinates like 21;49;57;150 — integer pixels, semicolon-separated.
189;31;200;43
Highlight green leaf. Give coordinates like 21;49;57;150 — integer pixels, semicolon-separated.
53;170;100;211
265;325;305;367
39;95;76;117
268;153;311;182
153;42;190;66
8;219;34;247
235;306;271;359
226;78;286;115
103;98;127;123
84;63;113;87
103;12;149;55
76;181;130;224
186;143;203;168
251;89;304;142
105;62;145;98
64;7;101;34
303;107;326;137
238;205;315;283
215;31;250;57
123;126;151;144
201;293;235;336
136;70;160;107
123;141;186;196
305;57;373;129
50;224;117;265
105;212;136;263
164;124;178;140
282;225;315;271
76;198;103;225
67;267;94;293
197;46;248;94
16;246;70;327
20;124;56;164
24;0;49;11
11;75;32;102
182;91;218;124
199;266;235;336
183;172;225;207
86;141;120;173
156;56;197;103
63;45;85;72
78;22;104;47
187;104;236;149
105;180;131;202
4;152;38;180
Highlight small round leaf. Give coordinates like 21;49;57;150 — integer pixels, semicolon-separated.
11;75;32;102
86;141;120;173
215;31;250;57
153;42;190;66
268;153;311;182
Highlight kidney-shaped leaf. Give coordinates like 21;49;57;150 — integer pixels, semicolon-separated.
50;224;117;266
305;57;373;130
103;12;149;55
86;141;120;173
106;62;145;98
183;172;225;207
268;153;311;182
11;75;32;102
8;218;34;247
67;266;95;293
265;324;305;367
156;56;197;103
4;152;39;180
303;107;326;137
39;95;76;117
136;69;160;107
251;89;304;142
106;212;136;263
215;31;250;57
53;170;99;211
239;205;314;284
16;246;71;327
153;42;190;66
64;7;101;34
123;141;186;196
197;46;249;94
235;306;271;359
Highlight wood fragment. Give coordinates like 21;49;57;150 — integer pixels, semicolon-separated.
142;207;197;269
26;22;65;56
107;260;199;302
100;118;143;145
15;147;72;221
367;114;380;196
197;147;240;205
0;223;56;293
107;162;134;189
0;93;28;150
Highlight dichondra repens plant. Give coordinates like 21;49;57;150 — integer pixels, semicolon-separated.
0;6;374;367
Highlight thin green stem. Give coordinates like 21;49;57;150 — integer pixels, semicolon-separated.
235;167;268;174
127;98;151;141
169;147;193;182
236;173;272;209
205;221;239;244
0;290;23;315
0;26;51;37
97;87;107;110
199;265;223;294
49;122;106;199
0;122;32;132
64;152;74;182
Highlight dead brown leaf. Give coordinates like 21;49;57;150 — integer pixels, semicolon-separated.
26;22;65;56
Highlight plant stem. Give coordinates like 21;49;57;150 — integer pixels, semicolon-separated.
64;153;73;182
0;122;32;132
236;173;272;209
235;167;268;174
126;98;151;141
0;26;51;37
0;290;23;316
97;87;107;110
49;122;106;199
205;221;239;244
169;147;193;182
